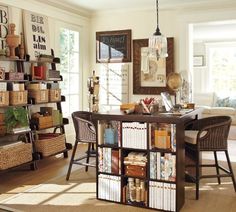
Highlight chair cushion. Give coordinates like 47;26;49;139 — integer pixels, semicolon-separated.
184;130;207;144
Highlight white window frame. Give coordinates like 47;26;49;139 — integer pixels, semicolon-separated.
54;21;83;116
206;42;236;94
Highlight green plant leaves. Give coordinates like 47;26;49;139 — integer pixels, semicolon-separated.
4;107;28;132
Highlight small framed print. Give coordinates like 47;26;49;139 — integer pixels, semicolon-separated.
193;55;204;67
0;67;5;80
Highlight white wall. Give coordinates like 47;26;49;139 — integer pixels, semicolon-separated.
90;6;236;102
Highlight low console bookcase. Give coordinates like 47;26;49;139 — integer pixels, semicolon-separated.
93;109;200;212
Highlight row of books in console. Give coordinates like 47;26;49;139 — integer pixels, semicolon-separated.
98;147;120;174
98;174;121;202
122;122;147;149
150;152;176;181
149;181;176;211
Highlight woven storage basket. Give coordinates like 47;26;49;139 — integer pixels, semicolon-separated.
0;91;9;106
0;142;32;170
49;89;61;102
28;89;49;103
9;90;28;105
34;133;66;157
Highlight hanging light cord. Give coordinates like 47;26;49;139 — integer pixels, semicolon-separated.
154;0;161;35
156;0;159;28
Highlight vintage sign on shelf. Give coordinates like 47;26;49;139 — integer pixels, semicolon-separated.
0;5;9;50
23;10;51;60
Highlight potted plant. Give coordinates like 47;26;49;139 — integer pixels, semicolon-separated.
4;107;29;133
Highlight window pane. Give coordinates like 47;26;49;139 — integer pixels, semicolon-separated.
69;52;79;73
59;27;80;117
69;94;79;113
60;73;69;95
69;30;79;52
210;46;236;96
69;73;79;94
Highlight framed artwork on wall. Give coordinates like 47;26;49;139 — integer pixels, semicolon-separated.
193;55;204;67
23;10;51;61
133;37;174;95
96;29;131;63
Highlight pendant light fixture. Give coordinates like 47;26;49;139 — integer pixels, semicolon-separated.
148;0;168;59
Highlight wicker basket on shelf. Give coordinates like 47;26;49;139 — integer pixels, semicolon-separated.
9;90;28;105
0;142;32;170
28;89;49;103
34;133;66;157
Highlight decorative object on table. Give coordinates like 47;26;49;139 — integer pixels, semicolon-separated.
6;23;20;59
87;70;99;112
148;0;168;60
180;70;192;105
166;72;182;104
134;97;160;114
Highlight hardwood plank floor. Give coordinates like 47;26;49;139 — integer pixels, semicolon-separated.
0;144;87;201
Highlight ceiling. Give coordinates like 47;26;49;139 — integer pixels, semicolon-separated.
37;0;236;15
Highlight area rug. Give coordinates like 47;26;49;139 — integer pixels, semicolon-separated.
0;161;236;212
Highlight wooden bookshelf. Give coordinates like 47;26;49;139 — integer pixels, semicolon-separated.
93;109;201;212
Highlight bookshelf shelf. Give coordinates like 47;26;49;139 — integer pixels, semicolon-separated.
93;109;201;212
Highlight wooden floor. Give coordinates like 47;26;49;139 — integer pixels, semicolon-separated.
0;141;236;210
0;144;87;202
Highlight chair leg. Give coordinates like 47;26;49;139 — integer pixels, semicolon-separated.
214;151;221;184
66;140;79;181
196;152;200;200
225;150;236;192
85;143;91;172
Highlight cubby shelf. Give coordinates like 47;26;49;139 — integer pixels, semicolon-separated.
93;109;201;212
0;56;69;172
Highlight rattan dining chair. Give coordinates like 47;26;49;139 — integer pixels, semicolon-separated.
184;116;236;199
66;111;96;181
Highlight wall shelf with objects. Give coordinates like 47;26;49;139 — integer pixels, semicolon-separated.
0;54;71;173
0;57;36;172
93;110;201;212
26;57;72;159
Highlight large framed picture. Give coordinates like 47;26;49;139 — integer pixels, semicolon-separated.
23;10;51;60
133;37;174;95
96;29;131;63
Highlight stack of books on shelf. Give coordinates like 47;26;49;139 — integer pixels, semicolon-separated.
150;152;176;181
122;122;147;149
98;174;121;202
124;152;147;178
98;148;120;174
149;181;176;211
